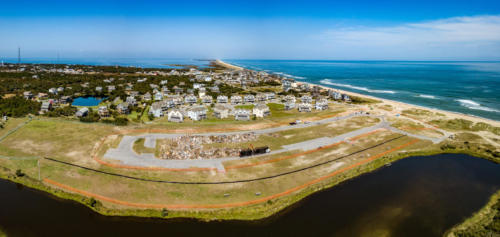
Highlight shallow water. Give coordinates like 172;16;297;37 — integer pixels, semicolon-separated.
0;154;499;236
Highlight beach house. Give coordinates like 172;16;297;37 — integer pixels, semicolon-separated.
284;101;295;110
315;100;329;110
298;103;312;112
168;110;184;123
187;106;208;121
231;95;242;105
213;105;231;119
253;104;270;118
75;107;89;117
117;102;129;114
244;94;255;103
98;106;110;117
217;95;228;104
234;109;251;121
201;95;213;104
184;95;197;105
301;95;313;103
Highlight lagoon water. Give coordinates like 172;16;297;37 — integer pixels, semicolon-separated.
1;154;499;236
226;60;500;121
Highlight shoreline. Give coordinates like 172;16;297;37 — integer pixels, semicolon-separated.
217;59;499;126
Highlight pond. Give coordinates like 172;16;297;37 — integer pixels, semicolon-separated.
71;97;104;107
0;154;499;236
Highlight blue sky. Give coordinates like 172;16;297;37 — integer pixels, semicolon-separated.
1;0;500;60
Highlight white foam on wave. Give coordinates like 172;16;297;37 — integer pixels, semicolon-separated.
456;99;500;112
417;94;437;99
320;79;396;94
272;72;305;80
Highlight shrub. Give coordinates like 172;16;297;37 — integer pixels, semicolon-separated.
15;169;25;177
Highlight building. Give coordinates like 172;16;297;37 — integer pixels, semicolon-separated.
40;101;52;113
117;102;129;114
187;106;207;121
265;92;276;100
184;95;197;105
342;94;351;102
213;105;231;119
149;102;163;117
301;95;313;103
253;104;270;118
154;92;163;101
298;103;312;112
168;110;184;123
284;95;296;103
284;101;295;110
231;95;242;105
23;91;33;100
201;95;213;104
98;106;110;117
244;94;255;103
217;95;228;104
75;107;89;117
282;79;294;91
60;96;72;104
256;93;267;102
234;109;251;121
143;92;152;101
315;100;329;110
126;96;138;106
330;91;342;100
95;86;102;92
107;85;116;92
48;88;57;94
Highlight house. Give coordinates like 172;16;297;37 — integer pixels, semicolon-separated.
285;95;296;103
168;110;184;123
244;94;255;103
253;104;270;118
95;86;102;92
129;91;140;97
98;106;110;117
161;86;169;94
187;106;207;121
107;85;116;92
213;105;231;119
117;102;129;114
301;95;313;103
126;96;138;106
210;85;220;93
23;91;33;100
284;101;295;110
217;95;228;104
342;94;351;102
234;109;251;121
193;83;203;89
231;95;242;105
256;93;267;102
265;92;276;100
330;91;342;100
75;107;89;117
154;92;163;101
37;93;48;100
282;79;294;91
149;102;163;118
143;92;152;101
173;86;183;94
160;80;168;85
198;88;207;98
40;101;52;113
315;100;329;110
201;95;213;104
48;88;57;94
60;96;72;104
184;95;197;105
298;103;312;112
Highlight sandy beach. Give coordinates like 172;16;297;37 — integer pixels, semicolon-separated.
217;60;500;126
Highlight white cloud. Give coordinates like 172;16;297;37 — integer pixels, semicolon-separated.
317;15;500;60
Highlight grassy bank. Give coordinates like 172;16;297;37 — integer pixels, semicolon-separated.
446;190;500;237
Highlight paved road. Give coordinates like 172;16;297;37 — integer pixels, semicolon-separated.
104;113;447;172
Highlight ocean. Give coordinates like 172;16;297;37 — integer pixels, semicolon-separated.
226;60;500;121
3;58;499;120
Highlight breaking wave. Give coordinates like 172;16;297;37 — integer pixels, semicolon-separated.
456;99;500;112
320;79;396;94
417;94;437;99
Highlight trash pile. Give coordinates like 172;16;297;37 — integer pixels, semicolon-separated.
158;133;258;160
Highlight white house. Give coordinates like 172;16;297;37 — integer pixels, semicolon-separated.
253;104;270;118
168;110;184;123
184;95;197;104
213;105;231;119
187;106;207;121
154;92;163;101
301;95;313;103
244;94;255;103
315;100;329;110
75;107;89;117
149;102;163;117
234;109;251;121
231;95;242;104
298;103;312;112
217;95;228;104
284;101;295;110
201;95;213;104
